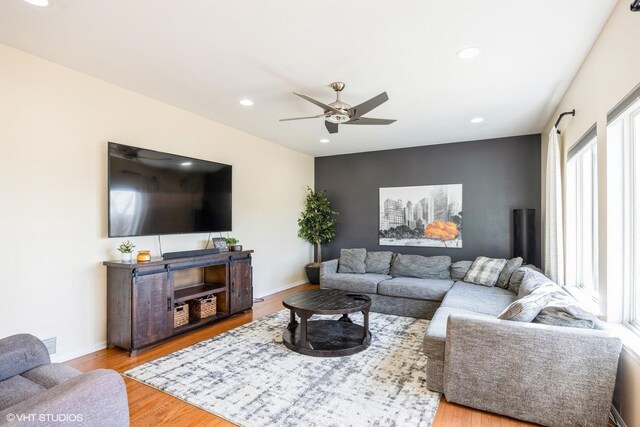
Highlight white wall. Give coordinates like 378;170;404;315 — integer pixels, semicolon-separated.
541;1;640;425
0;43;314;362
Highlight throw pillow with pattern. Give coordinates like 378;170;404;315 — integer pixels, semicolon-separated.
464;256;508;287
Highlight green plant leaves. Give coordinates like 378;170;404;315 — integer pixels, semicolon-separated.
298;186;338;262
117;239;135;253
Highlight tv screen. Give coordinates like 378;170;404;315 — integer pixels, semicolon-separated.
108;142;232;237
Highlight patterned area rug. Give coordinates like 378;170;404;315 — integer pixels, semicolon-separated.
125;310;440;427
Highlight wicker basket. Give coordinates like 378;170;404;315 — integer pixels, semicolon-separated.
189;295;217;319
173;303;189;328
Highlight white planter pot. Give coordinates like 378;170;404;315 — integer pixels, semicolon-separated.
121;252;133;262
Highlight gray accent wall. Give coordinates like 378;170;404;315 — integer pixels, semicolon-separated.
315;134;541;266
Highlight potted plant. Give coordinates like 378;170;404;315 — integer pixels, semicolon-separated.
298;186;338;284
117;240;135;262
226;237;242;251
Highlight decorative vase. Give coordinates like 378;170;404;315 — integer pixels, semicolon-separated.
121;252;132;262
305;264;320;285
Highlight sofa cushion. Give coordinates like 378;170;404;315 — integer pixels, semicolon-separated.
441;281;517;316
450;260;473;281
364;251;394;274
464;256;507;287
337;248;367;274
391;254;451;280
517;269;554;298
321;273;390;294
496;257;523;289
378;277;454;302
535;304;600;329
22;363;81;389
424;307;494;360
0;375;46;411
534;289;600;329
508;264;543;294
497;292;551;322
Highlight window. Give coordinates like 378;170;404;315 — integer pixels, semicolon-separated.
566;128;598;300
608;97;640;330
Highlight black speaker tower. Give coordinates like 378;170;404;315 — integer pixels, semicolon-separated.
513;209;535;264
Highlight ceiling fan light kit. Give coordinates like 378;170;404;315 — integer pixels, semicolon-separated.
325;114;350;124
281;82;396;134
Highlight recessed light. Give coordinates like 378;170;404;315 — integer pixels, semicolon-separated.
320;139;330;144
180;162;192;166
470;117;484;124
457;47;480;59
23;0;49;6
239;99;254;107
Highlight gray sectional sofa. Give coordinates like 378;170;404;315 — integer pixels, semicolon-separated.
320;249;622;427
320;252;453;319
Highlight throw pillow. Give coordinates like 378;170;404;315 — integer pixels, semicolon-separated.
390;254;451;280
508;264;543;294
534;292;599;329
517;269;554;299
450;260;473;281
496;257;523;289
497;292;551;322
337;248;367;274
463;256;508;287
364;251;394;275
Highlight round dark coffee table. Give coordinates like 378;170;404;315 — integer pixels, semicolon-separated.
282;288;372;357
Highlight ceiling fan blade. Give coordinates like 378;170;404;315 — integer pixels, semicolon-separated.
325;121;339;134
294;92;344;115
345;117;396;125
279;114;325;122
349;92;389;119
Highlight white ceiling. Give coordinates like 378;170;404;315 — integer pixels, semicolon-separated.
0;0;617;157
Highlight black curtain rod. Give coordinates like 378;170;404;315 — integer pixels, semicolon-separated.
554;109;575;134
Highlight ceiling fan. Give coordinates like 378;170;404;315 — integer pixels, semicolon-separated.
280;82;396;134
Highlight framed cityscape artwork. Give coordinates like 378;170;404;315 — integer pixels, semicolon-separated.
379;184;463;248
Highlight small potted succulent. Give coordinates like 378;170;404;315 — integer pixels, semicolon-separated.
117;240;136;262
225;237;242;251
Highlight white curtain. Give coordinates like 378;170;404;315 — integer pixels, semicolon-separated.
544;127;564;285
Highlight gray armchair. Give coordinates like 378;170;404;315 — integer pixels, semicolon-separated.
0;334;129;427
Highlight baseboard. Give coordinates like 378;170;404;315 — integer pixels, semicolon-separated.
611;405;627;427
254;280;309;299
51;282;307;363
52;341;107;363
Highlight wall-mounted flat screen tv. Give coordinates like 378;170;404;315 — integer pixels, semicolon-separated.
108;142;232;237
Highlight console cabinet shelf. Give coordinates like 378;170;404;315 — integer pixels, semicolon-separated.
174;284;227;303
104;250;253;355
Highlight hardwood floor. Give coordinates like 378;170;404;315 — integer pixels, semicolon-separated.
67;284;534;427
